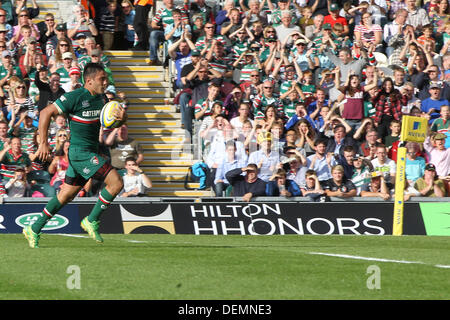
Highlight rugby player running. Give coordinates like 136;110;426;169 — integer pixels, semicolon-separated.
23;63;126;248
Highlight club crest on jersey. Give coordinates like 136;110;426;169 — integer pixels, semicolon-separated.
82;100;90;108
90;156;99;165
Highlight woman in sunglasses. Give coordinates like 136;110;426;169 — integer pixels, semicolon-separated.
48;37;77;73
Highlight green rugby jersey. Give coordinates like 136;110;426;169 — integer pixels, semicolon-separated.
54;87;106;151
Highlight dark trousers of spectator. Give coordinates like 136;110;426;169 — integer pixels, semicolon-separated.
214;182;230;197
376;114;393;142
133;4;152;50
179;92;194;137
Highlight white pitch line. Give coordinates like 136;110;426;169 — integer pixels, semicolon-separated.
309;252;450;269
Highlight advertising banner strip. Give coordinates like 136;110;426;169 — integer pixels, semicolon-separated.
0;202;431;236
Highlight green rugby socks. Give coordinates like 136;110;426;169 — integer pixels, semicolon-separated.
32;196;63;233
87;188;115;223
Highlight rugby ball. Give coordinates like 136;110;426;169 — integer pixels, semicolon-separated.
100;100;124;129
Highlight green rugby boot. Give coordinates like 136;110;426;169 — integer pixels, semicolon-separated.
81;217;104;243
23;225;41;248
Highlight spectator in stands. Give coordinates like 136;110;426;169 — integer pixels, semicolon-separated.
416;65;450;101
324;47;368;84
305;14;324;40
215;0;235;34
6;77;37;126
168;33;195;90
0;51;23;87
120;0;136;50
351;154;373;195
11;9;40;44
430;105;449;144
66;4;98;49
18;36;47;79
97;0;118;51
37;13;56;56
248;131;280;182
322;164;357;199
55;52;74;85
48;37;76;73
105;124;144;170
48;140;69;192
371;144;397;189
373;77;408;140
213;140;247;197
194;80;222;121
34;69;64;111
225;163;267;201
132;0;153;51
360;171;391;200
0;136;32;181
414;163;446;197
300;169;327;202
405;141;426;184
149;0;182;65
423;132;450;179
0;9;12;43
4;166;28;197
420;83;449;124
306;138;335;182
266;168;301;197
120;156;152;197
61;66;82;93
322;123;360;158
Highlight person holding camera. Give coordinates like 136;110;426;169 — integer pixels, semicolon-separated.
119;157;152;197
4;166;28;197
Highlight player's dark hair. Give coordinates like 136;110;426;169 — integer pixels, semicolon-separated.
83;63;105;82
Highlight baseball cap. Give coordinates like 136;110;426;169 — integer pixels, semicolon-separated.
330;3;339;11
257;131;272;144
56;23;66;31
295;38;307;45
105;85;116;95
434;132;447;140
191;50;201;56
425;163;436;171
69;66;81;75
75;33;86;39
0;24;7;32
62;52;73;59
1;50;11;58
352;154;363;160
429;82;442;89
323;23;332;30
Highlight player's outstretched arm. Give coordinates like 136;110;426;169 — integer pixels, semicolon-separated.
36;103;60;162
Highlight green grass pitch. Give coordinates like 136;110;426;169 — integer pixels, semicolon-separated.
1;234;449;300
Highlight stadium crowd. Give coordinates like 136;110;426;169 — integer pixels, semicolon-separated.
162;0;450;200
0;0;448;201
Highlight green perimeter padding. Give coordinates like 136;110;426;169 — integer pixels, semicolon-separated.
419;202;450;236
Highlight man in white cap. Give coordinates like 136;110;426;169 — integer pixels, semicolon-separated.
55;51;74;84
0;51;23;87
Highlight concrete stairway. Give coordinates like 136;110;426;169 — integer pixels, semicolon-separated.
105;50;213;197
